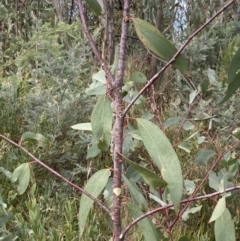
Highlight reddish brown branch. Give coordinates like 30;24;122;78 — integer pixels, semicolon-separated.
0;134;111;217
76;0;115;84
122;0;236;116
112;0;130;240
120;185;240;240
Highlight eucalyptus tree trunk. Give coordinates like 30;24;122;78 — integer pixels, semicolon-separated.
98;0;115;64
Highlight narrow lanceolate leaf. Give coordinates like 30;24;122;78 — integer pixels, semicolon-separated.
71;123;92;131
79;169;110;238
209;197;226;223
214;208;236;241
137;118;183;210
195;149;215;165
219;72;240;104
228;47;240;84
86;0;102;15
132;18;187;73
21;132;50;147
122;175;148;211
123;157;167;188
126;203;161;241
90;95;112;154
11;163;30;195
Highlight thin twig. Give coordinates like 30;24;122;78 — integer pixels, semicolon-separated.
0;134;111;217
76;0;115;84
120;185;240;239
169;139;240;229
122;0;236;117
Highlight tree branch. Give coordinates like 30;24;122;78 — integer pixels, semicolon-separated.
122;0;236;117
76;0;115;84
120;185;240;240
0;134;111;217
112;0;130;240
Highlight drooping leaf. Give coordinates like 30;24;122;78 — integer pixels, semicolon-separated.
228;47;240;83
183;121;195;130
141;111;154;120
149;193;167;207
209;169;233;192
129;130;142;140
123;157;167;188
79;169;110;238
195;149;215;165
137;118;183;210
178;142;192;153
71;123;92;131
200;79;209;94
129;71;147;83
219;72;240;104
163;117;182;129
11;163;30;195
126;203;161;241
21;132;50;147
232;127;240;139
132;18;187;73
182;206;202;221
209;171;219;191
122;175;148;211
207;68;217;83
86;0;102;15
209;197;226;223
85;81;106;95
122;131;133;156
214;208;236;241
89;95;112;157
85;70;107;95
0;167;12;179
184;180;196;195
189;90;198;104
87;140;101;159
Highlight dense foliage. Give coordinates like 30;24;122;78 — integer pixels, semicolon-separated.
0;0;240;240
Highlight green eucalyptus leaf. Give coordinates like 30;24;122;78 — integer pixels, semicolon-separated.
183;121;194;130
71;123;92;131
89;95;112;158
214;208;235;241
129;71;147;83
132;18;187;73
182;206;202;221
219;72;240;104
207;68;217;83
209;197;226;223
232;127;240;139
123;157;167;188
189;90;198;104
11;163;30;195
79;169;110;238
0;167;12;179
200;79;209;94
126;203;160;241
228;47;240;83
86;0;102;15
85;81;106;95
21;132;50;147
137;118;183;210
122;175;148;211
195;149;215;165
163;117;182;129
